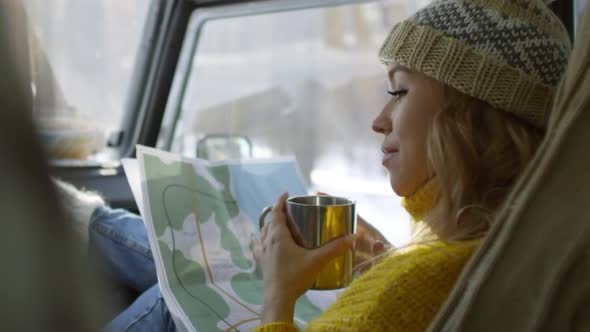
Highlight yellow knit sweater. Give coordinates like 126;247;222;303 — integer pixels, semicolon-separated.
253;182;480;332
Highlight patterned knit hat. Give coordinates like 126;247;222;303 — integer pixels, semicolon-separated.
379;0;571;129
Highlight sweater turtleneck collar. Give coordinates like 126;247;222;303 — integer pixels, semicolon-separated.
401;178;438;222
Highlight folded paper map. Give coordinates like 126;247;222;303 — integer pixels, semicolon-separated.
129;146;340;331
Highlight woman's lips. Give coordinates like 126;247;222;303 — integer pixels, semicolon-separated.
382;152;397;165
381;147;398;165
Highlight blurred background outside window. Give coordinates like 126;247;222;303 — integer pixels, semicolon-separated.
23;0;151;162
575;0;587;32
160;0;432;246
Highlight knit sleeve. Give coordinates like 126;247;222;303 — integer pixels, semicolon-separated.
251;321;298;332
304;241;479;332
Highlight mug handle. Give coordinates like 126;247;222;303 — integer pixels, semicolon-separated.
259;206;273;230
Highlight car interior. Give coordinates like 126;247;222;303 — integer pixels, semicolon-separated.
1;0;589;330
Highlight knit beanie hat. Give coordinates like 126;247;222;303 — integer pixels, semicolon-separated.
379;0;571;129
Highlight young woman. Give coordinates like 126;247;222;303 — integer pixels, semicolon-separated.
254;0;571;331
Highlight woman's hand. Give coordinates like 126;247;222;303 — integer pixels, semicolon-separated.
257;192;354;323
354;216;391;272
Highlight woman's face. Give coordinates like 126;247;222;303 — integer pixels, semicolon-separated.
372;63;445;197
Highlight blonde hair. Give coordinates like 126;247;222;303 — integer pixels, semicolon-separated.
417;86;543;242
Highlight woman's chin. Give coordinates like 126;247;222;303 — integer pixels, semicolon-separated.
389;178;407;197
389;176;418;198
393;187;412;197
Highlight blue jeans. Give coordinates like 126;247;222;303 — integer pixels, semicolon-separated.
89;207;176;332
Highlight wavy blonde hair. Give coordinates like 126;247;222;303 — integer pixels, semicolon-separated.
415;86;544;242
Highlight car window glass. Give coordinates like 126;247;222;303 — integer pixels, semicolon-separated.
161;0;432;245
23;0;152;162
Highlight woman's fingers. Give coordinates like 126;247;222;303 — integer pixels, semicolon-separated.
286;215;305;247
353;216;392;270
310;234;355;269
274;192;289;214
260;220;269;243
260;192;293;251
260;192;289;243
270;193;288;224
252;238;262;263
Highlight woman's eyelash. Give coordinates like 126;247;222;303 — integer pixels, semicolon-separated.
387;90;407;97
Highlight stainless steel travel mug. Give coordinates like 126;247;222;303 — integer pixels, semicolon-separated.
260;195;356;289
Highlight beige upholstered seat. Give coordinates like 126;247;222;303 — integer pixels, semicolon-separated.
428;4;590;332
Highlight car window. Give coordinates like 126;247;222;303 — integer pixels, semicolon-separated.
23;0;152;163
159;0;432;246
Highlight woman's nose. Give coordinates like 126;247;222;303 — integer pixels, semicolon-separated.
372;103;393;135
